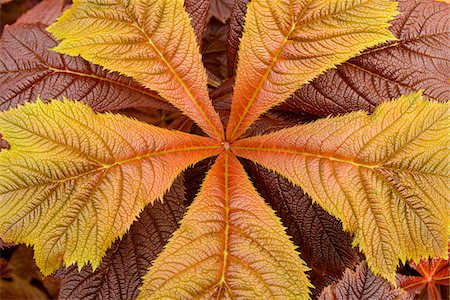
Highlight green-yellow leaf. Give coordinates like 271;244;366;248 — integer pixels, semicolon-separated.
139;152;312;299
0;99;221;275
232;92;450;283
226;0;398;141
47;0;224;140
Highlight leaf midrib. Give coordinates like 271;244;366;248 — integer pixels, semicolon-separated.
232;145;448;177
0;146;221;193
228;21;296;141
115;0;223;140
51;145;221;183
216;151;232;299
4;25;169;110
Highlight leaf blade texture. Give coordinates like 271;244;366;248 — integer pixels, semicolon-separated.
0;23;172;112
226;0;249;76
0;99;221;275
47;0;224;139
57;176;186;300
319;261;407;300
139;152;312;299
226;0;398;141
284;0;450;116
233;92;450;282
247;163;359;272
184;0;210;46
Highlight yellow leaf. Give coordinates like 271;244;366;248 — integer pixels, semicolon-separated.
47;0;224;140
226;0;398;141
138;152;312;299
0;99;221;275
232;92;450;282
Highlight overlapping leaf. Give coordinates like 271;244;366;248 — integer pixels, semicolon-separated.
184;0;210;46
226;0;398;141
0;245;61;299
47;0;224;139
247;163;360;298
0;23;171;113
0;99;221;275
233;92;450;282
13;0;67;26
397;249;450;300
247;164;359;272
202;18;229;81
57;177;186;300
139;153;312;299
208;0;235;23
319;261;407;300
226;0;249;76
283;0;450;116
0;237;13;250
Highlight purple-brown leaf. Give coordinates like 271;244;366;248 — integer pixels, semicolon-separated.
319;262;407;300
202;18;229;82
248;164;359;272
227;0;249;75
282;0;450;116
207;0;234;23
0;24;172;112
56;177;186;300
14;0;67;26
184;0;210;46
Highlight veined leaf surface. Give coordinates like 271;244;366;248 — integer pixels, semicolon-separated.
139;153;312;299
284;0;450;116
0;99;221;275
184;0;210;46
0;24;171;112
397;243;450;300
226;0;398;141
319;261;407;300
57;177;186;300
47;0;224;140
233;92;450;282
247;163;359;273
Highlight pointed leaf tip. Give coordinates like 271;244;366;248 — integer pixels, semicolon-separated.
233;92;450;283
226;0;398;141
0;99;221;275
47;0;224;139
139;152;312;299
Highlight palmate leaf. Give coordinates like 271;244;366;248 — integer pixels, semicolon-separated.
319;261;407;300
57;176;186;300
47;0;224;140
397;247;450;300
233;92;450;282
0;99;221;275
138;153;312;299
226;0;398;141
283;0;450;116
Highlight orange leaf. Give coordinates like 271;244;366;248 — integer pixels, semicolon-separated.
138;152;311;299
0;99;221;274
47;0;224;140
226;0;397;141
232;92;450;282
